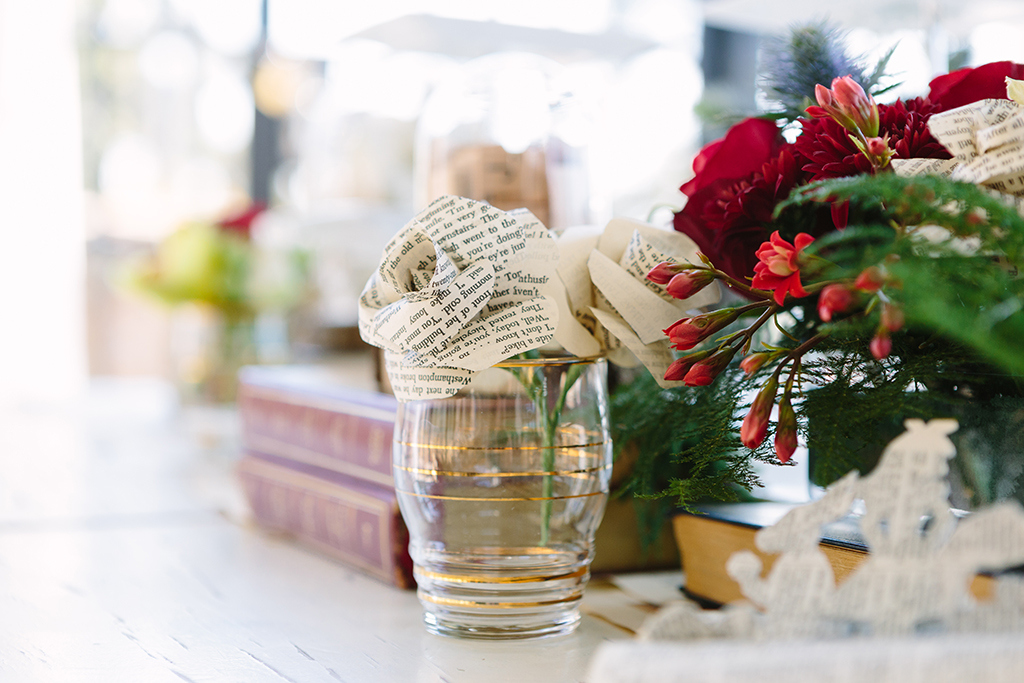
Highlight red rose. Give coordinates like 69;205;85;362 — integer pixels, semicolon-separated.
673;121;793;282
680;118;782;197
927;61;1024;111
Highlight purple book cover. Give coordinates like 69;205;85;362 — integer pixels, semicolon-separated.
238;452;414;589
238;366;398;487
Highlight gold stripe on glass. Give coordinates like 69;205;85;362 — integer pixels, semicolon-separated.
392;441;608;451
414;566;587;584
394;464;612;478
395;490;606;502
418;593;582;609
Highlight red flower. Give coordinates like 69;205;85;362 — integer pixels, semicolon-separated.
751;231;814;305
880;98;950;161
675;149;809;283
217;202;267;238
683;347;736;387
664;351;709;382
741;376;778;449
870;329;892;360
775;394;798;463
817;284;854;322
928;61;1024;111
739;351;771;376
680;118;782;198
673;119;789;282
666;270;716;300
664;309;740;351
647;261;684;285
795;116;875;180
854;266;885;292
830;200;849;230
796;99;949;181
881;303;904;333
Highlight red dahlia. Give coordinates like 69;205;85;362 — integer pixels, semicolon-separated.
880;97;950;161
795;98;950;181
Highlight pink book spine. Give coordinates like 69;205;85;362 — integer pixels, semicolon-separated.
238;454;413;589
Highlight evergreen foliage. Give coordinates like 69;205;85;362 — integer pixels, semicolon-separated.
615;172;1024;527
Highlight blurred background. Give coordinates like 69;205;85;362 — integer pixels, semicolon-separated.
7;0;1024;407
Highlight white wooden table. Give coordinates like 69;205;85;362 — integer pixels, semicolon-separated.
0;379;670;682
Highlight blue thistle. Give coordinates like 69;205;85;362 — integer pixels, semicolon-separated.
760;22;896;122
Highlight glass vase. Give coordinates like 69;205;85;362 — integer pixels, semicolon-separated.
171;306;258;405
393;356;612;639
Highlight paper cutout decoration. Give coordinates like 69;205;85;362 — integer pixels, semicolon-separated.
639;418;1024;641
359;195;718;400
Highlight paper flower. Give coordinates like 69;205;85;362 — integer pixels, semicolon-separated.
359;196;720;399
555;218;721;388
359;195;580;401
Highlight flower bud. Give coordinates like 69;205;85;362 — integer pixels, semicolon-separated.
811;76;879;138
854;266;885;292
834;77;878;135
664;351;709;382
857;135;893;170
739;351;772;376
817;284;854;322
647;261;684;285
881;303;904;333
666;270;716;300
664;308;741;351
741;376;778;449
775;393;798;464
866;137;888;156
870;329;892;360
682;347;737;387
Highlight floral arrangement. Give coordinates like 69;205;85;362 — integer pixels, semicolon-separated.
121;203;307;318
120;203;308;402
615;25;1024;522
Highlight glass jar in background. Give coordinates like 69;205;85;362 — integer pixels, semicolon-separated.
393;355;612;639
415;53;598;230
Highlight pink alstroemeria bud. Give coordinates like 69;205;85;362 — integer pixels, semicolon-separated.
664;351;710;382
865;137;888;156
741;376;778;449
810;76;879;138
832;76;879;137
870;329;892;360
682;347;737;387
666;270;716;300
812;83;857;132
817;284;854;322
664;308;741;351
854;266;885;292
881;303;904;333
647;261;684;285
739;351;772;376
775;393;798;464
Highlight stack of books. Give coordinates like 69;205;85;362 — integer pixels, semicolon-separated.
236;364;681;588
236;365;414;588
